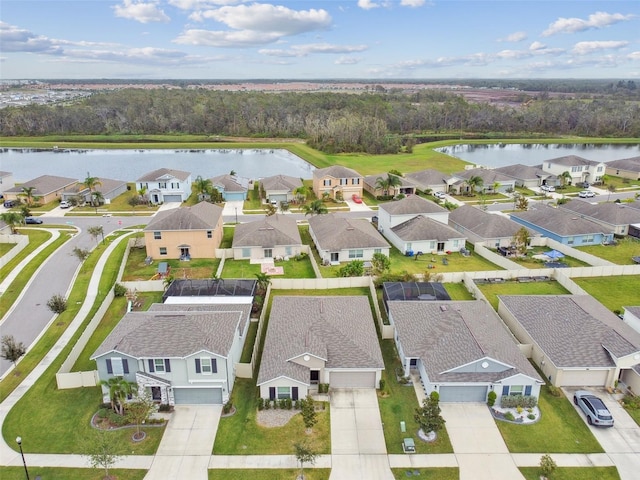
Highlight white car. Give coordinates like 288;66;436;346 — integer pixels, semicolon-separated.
579;190;596;198
545;185;555;192
59;201;71;208
434;191;447;199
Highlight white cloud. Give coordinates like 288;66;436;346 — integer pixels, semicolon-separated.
335;56;361;65
1;22;63;54
400;0;426;7
358;0;380;10
629;51;640;60
542;11;635;37
169;0;242;9
572;40;629;55
498;31;527;43
496;49;531;60
174;28;281;47
529;41;546;51
259;43;368;57
113;0;170;24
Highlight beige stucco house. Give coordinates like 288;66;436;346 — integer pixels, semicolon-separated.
3;175;78;204
143;201;224;260
312;165;363;201
231;215;303;260
605;156;640;181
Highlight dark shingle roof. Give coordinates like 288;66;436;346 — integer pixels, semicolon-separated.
449;205;536;239
308;214;389;250
313;165;361;179
559;199;640;226
137;168;191;182
260;174;303;192
257;296;384;385
379;195;447;216
148;302;252;337
210;174;249;193
510;204;611;236
4;175;77;196
144;201;223;231
389;300;541;383
391;215;464;242
453;168;514;184
405;169;452;187
606;156;640;172
232;215;302;248
545;155;600;167
494;164;549;181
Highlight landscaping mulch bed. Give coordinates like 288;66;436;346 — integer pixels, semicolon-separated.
257;408;299;427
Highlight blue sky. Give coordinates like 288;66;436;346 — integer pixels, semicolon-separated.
1;1;639;79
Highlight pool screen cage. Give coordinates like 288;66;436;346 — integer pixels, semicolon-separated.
163;278;257;302
382;282;451;312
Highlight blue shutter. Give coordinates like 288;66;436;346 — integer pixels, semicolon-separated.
211;358;217;373
502;385;509;396
106;359;113;374
148;359;154;372
123;359;129;374
195;358;201;373
525;385;532;396
269;387;276;400
165;359;171;372
292;387;299;401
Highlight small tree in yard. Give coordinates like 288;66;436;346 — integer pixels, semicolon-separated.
85;430;122;480
72;246;91;261
293;440;318;480
414;391;445;436
47;294;67;314
1;335;26;369
338;260;364;277
88;225;105;245
512;227;531;256
371;252;391;275
300;395;318;433
539;454;557;479
126;391;158;441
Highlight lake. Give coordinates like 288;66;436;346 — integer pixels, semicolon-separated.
436;143;640;168
0;148;315;183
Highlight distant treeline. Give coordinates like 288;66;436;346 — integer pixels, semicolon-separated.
1;88;639;154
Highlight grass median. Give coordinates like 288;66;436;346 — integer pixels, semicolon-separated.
0;467;147;480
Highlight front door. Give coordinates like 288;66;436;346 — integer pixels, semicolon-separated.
310;370;320;384
180;247;190;259
151;386;161;401
437;242;445;252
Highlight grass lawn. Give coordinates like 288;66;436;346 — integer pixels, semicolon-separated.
221;226;235;247
213;379;331;455
378;340;453;454
496;386;603;453
391;468;459;480
519;467;620;480
575;236;640;264
243;186;263;210
0;242;16;256
507;246;591;269
573;275;640;313
72;184;158;213
477;280;570;310
389;247;502;276
221;257;315;279
209;469;330;480
240;320;259;363
0;467;147;480
444;282;475;300
0;229;52;283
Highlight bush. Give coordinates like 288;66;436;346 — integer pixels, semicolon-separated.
540;454;557;478
622;394;640;410
264;400;271;410
500;395;537;409
503;411;515;421
46;294;67;314
107;412;128;426
223;400;233;414
113;283;127;297
528;414;536;420
547;385;563;397
97;408;109;419
158;404;173;412
257;397;265;410
379;378;386;390
487;390;497;407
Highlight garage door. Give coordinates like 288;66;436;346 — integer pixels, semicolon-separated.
224;192;246;201
560;369;610;387
330;371;376;388
439;385;488;402
163;194;183;203
269;194;288;203
173;387;223;404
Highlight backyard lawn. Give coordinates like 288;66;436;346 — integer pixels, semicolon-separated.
573;275;640;313
72;184;158;213
221;256;315;279
389;246;501;275
477;280;570;310
575;236;640;264
209;469;330;480
506;247;591;269
519;467;620;480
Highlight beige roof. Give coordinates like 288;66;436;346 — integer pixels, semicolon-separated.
308;214;389;250
559;199;640;226
313;165;361;179
232;215;302;248
137;168;191;182
144;201;223;231
4;175;77;196
494;164;549;181
363;173;419;189
261;175;302;192
449;205;537;239
64;177;126;195
391;215;465;242
148;302;252;338
379;195;447;216
510;204;612;236
257;296;384;386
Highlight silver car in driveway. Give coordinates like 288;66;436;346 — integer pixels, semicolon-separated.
573;390;614;427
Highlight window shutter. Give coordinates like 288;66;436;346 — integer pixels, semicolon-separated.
106;359;113;374
211;358;217;373
122;359;129;374
269;387;276;400
525;385;532;396
148;359;155;372
502;385;509;396
165;359;171;372
195;358;201;373
292;387;299;401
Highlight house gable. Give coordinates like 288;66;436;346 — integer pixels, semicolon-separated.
442;357;514;375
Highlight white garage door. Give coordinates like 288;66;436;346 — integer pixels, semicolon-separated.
173;387;223;404
163;194;183;203
330;371;376;388
560;369;610;387
439;385;488;402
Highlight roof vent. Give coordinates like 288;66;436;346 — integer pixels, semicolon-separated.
440;305;447;312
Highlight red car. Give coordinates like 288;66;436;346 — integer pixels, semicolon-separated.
352;194;363;204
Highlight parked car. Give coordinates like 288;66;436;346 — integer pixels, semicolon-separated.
59;201;71;208
352;194;362;204
3;200;16;208
578;190;596;198
434;191;447;199
545;185;556;192
577;182;590;189
25;216;43;224
573;390;614;427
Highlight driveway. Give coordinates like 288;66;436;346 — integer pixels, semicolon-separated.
329;388;394;480
440;403;525;480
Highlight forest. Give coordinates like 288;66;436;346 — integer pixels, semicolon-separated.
1;85;639;154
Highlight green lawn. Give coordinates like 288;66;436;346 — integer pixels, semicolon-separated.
519;467;620;480
389;246;501;275
209;469;331;480
72;184;158;213
0;467;147;480
221;257;315;279
477;280;570;310
0;229;52;283
0;242;16;256
240;320;259;363
243;186;263;210
507;247;591;269
575;236;640;264
391;468;459;480
496;386;603;453
444;282;475;300
573;275;640;313
221;226;235;247
378;340;453;454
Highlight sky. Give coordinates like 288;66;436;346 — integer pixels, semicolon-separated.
1;1;639;80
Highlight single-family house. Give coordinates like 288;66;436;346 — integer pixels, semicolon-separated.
622;306;640;335
493;164;554;189
308;214;390;265
385;215;467;255
541;155;606;185
312;166;363;201
260;175;303;205
3;175;78;204
450;168;516;195
404;169;453;194
232;215;303;260
498;295;640;389
136;168;192;204
559;199;640;237
91;305;248;405
448;205;542;248
143;201;224;260
0;171;15;194
210;174;249;201
389;300;543;403
378;195;449;234
363;173;419;197
257;296;384;400
509;204;614;246
61;177;127;205
605;156;640;181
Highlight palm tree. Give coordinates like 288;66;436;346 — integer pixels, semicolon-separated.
100;377;137;415
0;212;24;234
302;199;328;216
466;175;484;195
137;185;148;204
91;191;104;212
293;180;310;203
82;172;102;196
193;175;213;199
559;171;571;187
491;181;501;194
374;173;402;196
19;186;39;206
254;272;271;294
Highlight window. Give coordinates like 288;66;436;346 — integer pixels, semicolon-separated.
264;248;273;258
159;247;167;255
241;248;251;258
430;241;436;250
348;249;363;259
502;385;509;396
571;166;581;173
374;248;382;254
154;359;165;373
597;166;603;172
510;385;524;396
340;178;348;185
453;240;460;248
567;237;574;245
207;230;213;239
285;246;292;256
323;179;331;186
277;387;291;399
195;358;217;374
106;358;129;376
154;231;162;240
584;234;594;243
352;178;360;185
159;182;167;188
149;358;171;374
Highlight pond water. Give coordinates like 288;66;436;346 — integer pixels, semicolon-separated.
0;148;315;183
436;143;640;168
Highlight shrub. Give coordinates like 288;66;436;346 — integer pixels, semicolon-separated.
108;412;128;426
46;294;67;314
257;398;265;410
97;408;109;418
500;395;537;409
264;400;271;410
279;398;287;409
548;385;563;397
379;378;386;391
528;414;536;420
113;283;127;297
487;390;497;407
158;404;173;412
516;405;523;414
503;411;515;421
622;394;640;410
540;454;557;478
223;400;233;414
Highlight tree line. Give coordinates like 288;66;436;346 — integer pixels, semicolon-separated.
1;88;639;153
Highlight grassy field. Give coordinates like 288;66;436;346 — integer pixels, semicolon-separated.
0;467;147;480
209;469;331;480
506;246;591;269
573;275;640;313
72;183;158;213
0;242;16;256
575;236;640;264
519;467;620;480
0;229;52;283
477;280;570;310
122;243;221;281
221;256;315;279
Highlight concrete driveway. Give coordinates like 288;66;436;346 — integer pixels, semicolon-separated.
441;403;525;480
329;389;394;480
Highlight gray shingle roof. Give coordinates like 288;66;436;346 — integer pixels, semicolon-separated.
91;309;242;359
257;296;384;386
559;199;640;226
144;201;223;231
510;204;611;236
388;300;541;383
363;174;419;189
137;168;191;182
148;302;252;337
261;174;302;192
232;215;302;248
605;156;640;172
379;195;447;215
494;164;549;181
404;169;452;188
313;165;361;179
63;177;126;196
210;174;249;193
391;215;464;242
452;167;514;184
449;205;536;239
545;155;600;167
498;295;640;368
308;214;389;250
4;175;77;196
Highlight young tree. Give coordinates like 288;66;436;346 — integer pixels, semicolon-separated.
467;175;484;194
125;391;158;440
338;260;364;277
193;175;213;198
375;173;402;196
371;252;391;275
293;440;318;480
19;186;38;206
47;294;67;314
0;212;24;234
91;191;105;212
88;225;105;245
515;195;529;211
254;272;271;294
84;430;122;480
300;395;318;433
1;335;26;368
607;184;616;202
539;454;557;479
72;246;91;261
82;172;102;195
414;391;445;435
100;377;137;416
264;202;277;216
302;199;328;216
512;227;531;256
